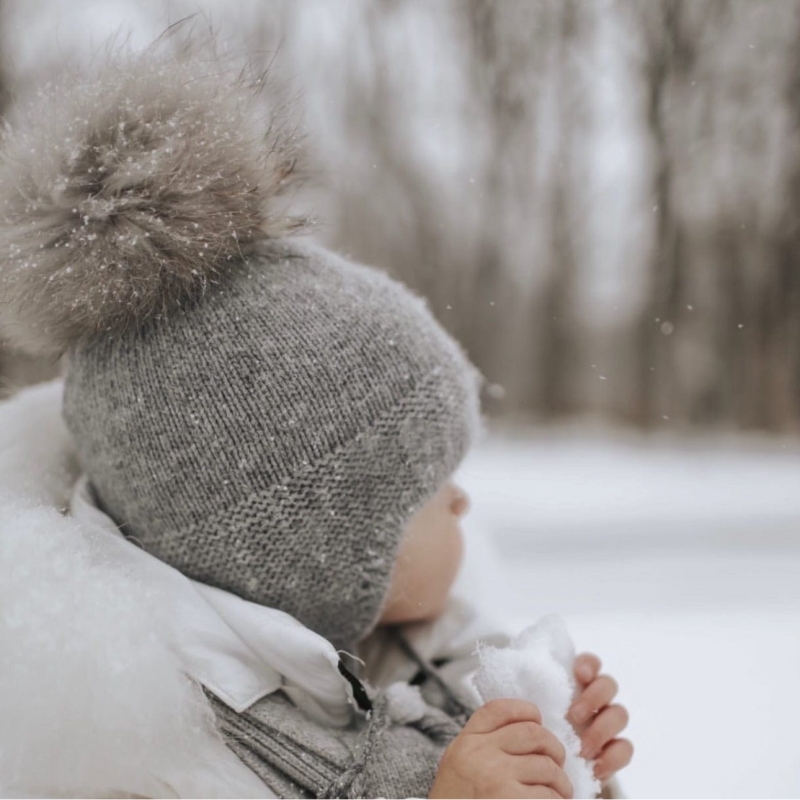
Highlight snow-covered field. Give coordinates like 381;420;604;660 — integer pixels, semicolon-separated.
456;431;800;799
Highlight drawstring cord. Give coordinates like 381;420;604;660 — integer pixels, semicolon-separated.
322;694;390;799
394;631;474;722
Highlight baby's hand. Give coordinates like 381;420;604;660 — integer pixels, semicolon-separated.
429;699;573;799
568;653;633;784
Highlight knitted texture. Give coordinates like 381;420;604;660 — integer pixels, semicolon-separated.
210;689;462;799
62;239;481;651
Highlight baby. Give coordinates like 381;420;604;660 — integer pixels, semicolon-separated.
375;481;631;799
0;45;631;799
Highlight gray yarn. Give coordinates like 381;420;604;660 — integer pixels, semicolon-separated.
210;688;463;799
62;239;481;651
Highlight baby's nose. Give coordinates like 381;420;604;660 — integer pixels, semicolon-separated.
450;484;471;518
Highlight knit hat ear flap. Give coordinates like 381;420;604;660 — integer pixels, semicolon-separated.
0;32;306;358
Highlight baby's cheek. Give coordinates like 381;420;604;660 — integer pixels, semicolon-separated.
450;527;465;579
434;525;465;603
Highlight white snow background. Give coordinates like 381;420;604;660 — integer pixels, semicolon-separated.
454;431;800;799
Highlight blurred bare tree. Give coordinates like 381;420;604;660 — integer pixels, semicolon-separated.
625;0;800;429
1;0;798;430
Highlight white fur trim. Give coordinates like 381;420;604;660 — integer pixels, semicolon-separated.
0;381;271;798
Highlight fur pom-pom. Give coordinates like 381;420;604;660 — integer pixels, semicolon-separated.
0;32;306;356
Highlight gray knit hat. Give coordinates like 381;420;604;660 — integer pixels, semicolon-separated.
0;49;480;650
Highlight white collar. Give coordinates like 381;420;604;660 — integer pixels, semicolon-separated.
69;476;355;726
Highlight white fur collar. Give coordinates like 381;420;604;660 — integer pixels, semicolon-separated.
0;381;277;797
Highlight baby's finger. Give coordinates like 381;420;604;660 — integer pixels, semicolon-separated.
493;721;567;766
569;675;619;726
593;738;634;781
513;754;574;799
467;698;543;735
511;789;562;800
580;705;630;759
574;653;601;685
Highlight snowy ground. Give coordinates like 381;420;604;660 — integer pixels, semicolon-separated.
455;431;800;799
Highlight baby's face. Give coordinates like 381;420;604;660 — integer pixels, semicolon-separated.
378;481;471;626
